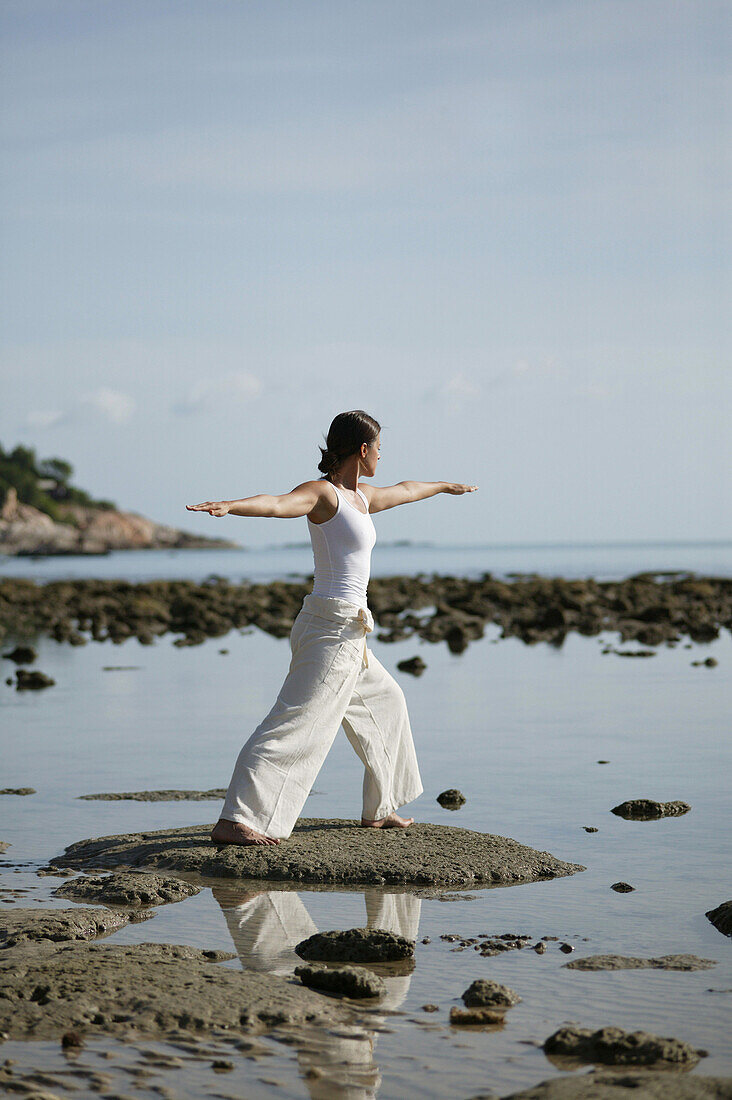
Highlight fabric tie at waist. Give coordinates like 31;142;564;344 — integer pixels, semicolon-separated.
300;594;374;668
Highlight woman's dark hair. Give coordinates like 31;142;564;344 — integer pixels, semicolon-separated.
317;410;381;479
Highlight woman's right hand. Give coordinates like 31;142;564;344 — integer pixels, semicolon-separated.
186;500;231;517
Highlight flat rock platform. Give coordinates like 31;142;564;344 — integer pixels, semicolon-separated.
51;818;585;887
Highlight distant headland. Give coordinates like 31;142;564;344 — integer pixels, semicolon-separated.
0;442;237;557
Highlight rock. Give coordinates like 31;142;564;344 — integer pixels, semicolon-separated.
61;1031;83;1049
565;954;717;971
294;964;386;999
533;942;547;954
461;979;521;1008
0;492;237;558
51;819;585;888
583;826;598;833
0;940;347;1041
0;907;141;950
421;1004;439;1012
2;645;37;664
559;943;574;954
449;1006;506;1025
613;649;656;657
295;927;414;963
611;799;691;821
0;842;9;854
706;900;732;937
52;872;200;908
15;669;55;690
691;657;718;668
396;656;427;676
436;789;466;809
77;789;226;801
3;572;730;655
0;788;35;796
543;1024;704;1067
611;882;635;892
500;1073;732;1098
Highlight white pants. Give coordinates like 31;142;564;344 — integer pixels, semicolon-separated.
221;593;424;838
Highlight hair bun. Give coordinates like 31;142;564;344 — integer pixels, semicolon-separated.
317;447;340;476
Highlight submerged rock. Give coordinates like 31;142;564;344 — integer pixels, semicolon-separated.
0;940;347;1041
436;789;466;809
15;668;55;690
501;1074;732;1099
2;645;37;664
78;789;226;801
565;954;717;971
53;872;200;908
0;907;143;950
295;927;414;963
611;799;691;821
294;964;386;999
543;1024;704;1067
706;900;732;937
449;1005;506;1025
461;978;521;1008
51;819;585;888
396;656;427;676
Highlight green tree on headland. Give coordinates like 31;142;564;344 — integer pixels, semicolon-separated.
0;442;116;520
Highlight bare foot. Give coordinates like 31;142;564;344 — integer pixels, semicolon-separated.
210;819;281;847
360;812;415;829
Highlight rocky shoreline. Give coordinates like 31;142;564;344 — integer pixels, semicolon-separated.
0;487;236;557
0;572;729;651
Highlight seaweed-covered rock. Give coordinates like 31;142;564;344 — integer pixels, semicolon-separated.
543;1024;704;1067
449;1005;506;1025
611;799;690;821
3;573;729;654
396;656;427;676
436;789;466;809
2;645;37;664
706;900;732;938
461;978;521;1008
53;872;199;908
15;668;55;690
294;964;386;998
51;819;585;888
295;927;414;963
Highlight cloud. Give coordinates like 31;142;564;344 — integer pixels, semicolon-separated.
23;388;135;429
25;409;66;429
172;371;263;415
82;388;135;423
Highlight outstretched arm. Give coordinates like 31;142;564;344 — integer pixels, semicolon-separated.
186;481;325;519
362;481;477;514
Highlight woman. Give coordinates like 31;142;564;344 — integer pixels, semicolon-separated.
186;410;478;847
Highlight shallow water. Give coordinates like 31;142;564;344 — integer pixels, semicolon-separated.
1;594;731;1097
1;537;731;585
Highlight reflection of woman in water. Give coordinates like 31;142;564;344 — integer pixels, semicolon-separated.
187;410;477;847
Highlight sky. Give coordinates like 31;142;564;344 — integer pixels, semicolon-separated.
1;0;729;548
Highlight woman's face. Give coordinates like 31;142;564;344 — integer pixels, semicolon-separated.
360;434;381;478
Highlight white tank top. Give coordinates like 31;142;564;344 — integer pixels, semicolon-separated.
307;483;376;604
